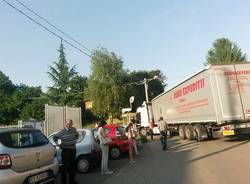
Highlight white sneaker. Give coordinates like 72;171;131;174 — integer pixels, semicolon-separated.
130;160;136;164
105;170;114;174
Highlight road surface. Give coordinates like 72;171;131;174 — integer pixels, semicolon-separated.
57;135;250;184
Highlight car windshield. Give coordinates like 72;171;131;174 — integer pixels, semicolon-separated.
77;131;86;143
104;128;111;134
0;130;49;148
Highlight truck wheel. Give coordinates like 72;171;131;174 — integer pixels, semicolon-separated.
178;125;186;139
194;125;207;142
139;128;147;136
185;125;195;140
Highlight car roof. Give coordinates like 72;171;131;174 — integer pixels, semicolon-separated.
0;127;40;134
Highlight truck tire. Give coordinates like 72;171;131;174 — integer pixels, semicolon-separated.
194;125;207;142
178;125;186;139
139;127;147;136
185;125;195;140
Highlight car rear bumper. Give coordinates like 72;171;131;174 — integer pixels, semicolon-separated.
0;158;59;184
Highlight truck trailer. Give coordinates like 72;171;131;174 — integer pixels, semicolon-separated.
151;63;250;141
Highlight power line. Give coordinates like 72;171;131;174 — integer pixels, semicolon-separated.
25;91;85;100
0;91;85;102
14;0;93;54
2;0;92;57
124;80;145;86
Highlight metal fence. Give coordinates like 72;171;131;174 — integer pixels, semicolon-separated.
44;104;82;136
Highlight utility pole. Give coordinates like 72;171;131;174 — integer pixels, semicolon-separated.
144;78;149;103
143;77;159;125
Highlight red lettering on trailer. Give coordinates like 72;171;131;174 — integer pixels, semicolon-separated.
173;78;205;99
176;98;209;113
225;70;250;76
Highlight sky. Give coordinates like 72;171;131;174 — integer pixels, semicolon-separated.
1;0;250;92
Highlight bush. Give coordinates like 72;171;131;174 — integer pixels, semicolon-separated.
140;134;148;143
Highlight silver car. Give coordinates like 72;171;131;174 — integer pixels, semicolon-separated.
49;128;101;173
0;127;59;184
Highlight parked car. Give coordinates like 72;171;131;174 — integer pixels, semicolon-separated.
49;128;101;173
103;124;129;159
0;127;59;184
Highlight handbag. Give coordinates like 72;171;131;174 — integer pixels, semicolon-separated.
102;136;112;145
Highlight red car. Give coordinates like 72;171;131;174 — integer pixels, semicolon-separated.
104;124;129;159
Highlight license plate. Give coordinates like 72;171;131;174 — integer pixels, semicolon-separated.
28;172;48;184
223;130;235;136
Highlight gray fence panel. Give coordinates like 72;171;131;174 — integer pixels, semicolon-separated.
45;104;82;136
66;106;82;129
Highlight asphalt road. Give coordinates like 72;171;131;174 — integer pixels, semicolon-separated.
57;135;250;184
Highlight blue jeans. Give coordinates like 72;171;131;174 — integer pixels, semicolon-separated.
160;131;167;149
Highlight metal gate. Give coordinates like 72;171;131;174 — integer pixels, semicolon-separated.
44;104;82;136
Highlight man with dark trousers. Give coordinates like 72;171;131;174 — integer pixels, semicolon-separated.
157;116;168;150
53;119;79;184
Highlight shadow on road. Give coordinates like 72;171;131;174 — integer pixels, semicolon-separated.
59;135;246;184
187;140;249;164
224;134;250;142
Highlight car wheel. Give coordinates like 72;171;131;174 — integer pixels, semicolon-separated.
76;156;90;173
110;147;121;159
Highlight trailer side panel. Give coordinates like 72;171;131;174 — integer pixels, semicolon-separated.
152;69;216;124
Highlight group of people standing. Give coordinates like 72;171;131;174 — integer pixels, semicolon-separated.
53;116;169;183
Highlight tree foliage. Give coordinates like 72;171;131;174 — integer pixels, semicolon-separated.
85;48;127;118
124;70;166;111
0;44;167;125
15;84;46;121
0;71;17;124
205;38;247;65
67;75;87;106
47;43;77;105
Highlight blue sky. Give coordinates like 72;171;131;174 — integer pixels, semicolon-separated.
1;0;250;92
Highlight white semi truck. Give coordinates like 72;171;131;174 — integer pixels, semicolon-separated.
150;63;250;141
136;102;160;135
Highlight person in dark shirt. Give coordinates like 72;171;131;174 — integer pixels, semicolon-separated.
53;119;79;184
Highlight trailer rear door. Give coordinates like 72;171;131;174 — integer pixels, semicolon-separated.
234;63;250;120
212;64;250;121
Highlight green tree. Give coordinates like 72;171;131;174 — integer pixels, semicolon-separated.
67;75;94;123
124;70;166;111
15;84;46;121
85;48;127;119
47;42;77;105
67;75;87;106
0;71;18;125
205;38;247;66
